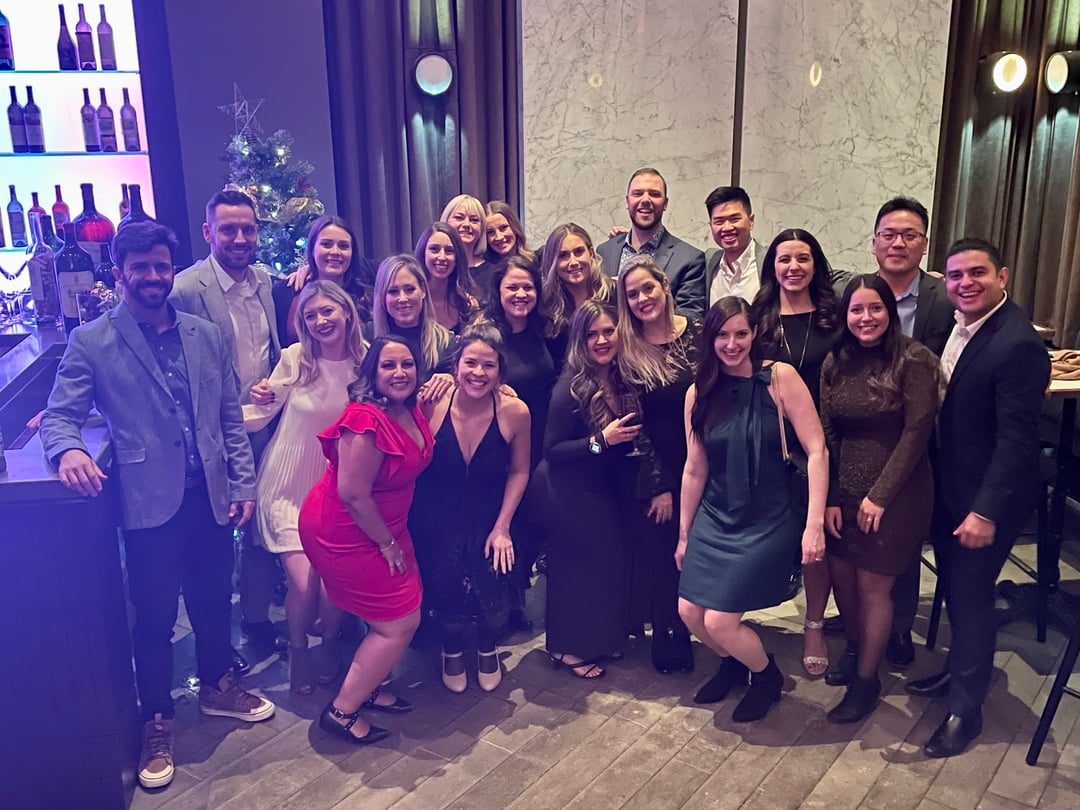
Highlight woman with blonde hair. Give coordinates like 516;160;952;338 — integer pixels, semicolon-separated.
616;254;703;673
244;280;367;694
540;222;615;367
441;194;496;299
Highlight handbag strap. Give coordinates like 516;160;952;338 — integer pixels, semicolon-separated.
771;363;791;463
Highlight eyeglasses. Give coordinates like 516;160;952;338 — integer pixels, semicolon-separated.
875;230;926;245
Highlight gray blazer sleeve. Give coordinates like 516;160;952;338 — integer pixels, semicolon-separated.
215;326;257;502
40;329;95;466
672;246;706;317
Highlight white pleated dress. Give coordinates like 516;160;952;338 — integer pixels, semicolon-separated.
243;343;356;553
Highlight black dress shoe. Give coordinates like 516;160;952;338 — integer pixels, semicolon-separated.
827;675;881;724
924;713;982;758
886;632;915;670
825;642;858;686
822;615;846;637
229;647;250;675
904;671;951;698
241;620;289;654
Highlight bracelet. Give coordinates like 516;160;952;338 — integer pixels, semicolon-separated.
378;538;397;553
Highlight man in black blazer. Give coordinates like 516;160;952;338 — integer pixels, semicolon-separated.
905;237;1050;758
873;197;956;669
596;167;706;316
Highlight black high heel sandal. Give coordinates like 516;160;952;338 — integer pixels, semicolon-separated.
319;702;391;745
548;652;606;679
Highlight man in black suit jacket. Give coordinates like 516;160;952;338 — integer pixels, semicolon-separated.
872;197;956;669
596;167;706;316
905;238;1050;758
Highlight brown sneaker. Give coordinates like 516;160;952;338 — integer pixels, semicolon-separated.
199;672;275;722
138;714;175;789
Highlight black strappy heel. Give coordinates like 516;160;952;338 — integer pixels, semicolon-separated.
319;702;391;745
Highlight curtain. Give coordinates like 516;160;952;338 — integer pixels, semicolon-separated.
930;0;1080;346
322;0;522;262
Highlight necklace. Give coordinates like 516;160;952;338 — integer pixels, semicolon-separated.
778;314;810;371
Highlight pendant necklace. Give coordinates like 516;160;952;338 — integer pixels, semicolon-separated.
779;314;810;372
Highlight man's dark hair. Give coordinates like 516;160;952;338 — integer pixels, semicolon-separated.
205;188;257;223
112;221;179;270
627;167;667;195
704;186;753;216
874;196;929;232
945;237;1005;270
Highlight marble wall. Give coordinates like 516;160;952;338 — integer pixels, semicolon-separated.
522;0;951;273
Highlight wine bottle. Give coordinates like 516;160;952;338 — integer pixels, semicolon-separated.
0;7;14;71
119;182;129;218
55;222;96;332
41;213;63;252
97;87;116;151
119;184;150;227
120;88;140;151
96;5;115;70
0;208;6;247
23;86;44;153
6;85;25;153
7;185;26;247
29;191;46;219
72;182;114;266
75;4;96;70
52;185;70;228
80;87;100;152
27;211;61;325
57;5;77;71
95;241;115;288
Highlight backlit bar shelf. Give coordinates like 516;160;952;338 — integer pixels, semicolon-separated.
0;151;149;157
1;70;140;75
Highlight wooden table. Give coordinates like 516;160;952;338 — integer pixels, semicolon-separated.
1045;378;1080;590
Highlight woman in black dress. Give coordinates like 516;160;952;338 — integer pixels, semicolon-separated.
750;229;840;679
413;222;478;333
616;255;702;673
543;300;642;679
441;194;496;300
409;326;531;693
485;200;537;268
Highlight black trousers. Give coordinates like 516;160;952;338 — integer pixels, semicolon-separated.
933;526;1019;719
123;484;234;720
239;425;278;624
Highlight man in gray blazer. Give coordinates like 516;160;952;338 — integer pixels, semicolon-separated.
41;221;275;791
596;167;706;316
170;188;285;657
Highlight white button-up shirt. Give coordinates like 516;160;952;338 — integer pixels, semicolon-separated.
940;292;1008;394
710;239;760;304
211;256;270;404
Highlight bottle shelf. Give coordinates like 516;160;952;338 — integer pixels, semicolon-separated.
0;70;139;75
0;247;30;254
0;151;147;157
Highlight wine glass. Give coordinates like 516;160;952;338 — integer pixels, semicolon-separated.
618;391;646;458
0;260;29;327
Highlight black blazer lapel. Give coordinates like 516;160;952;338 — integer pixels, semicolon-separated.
942;307;1006;403
913;274;936;341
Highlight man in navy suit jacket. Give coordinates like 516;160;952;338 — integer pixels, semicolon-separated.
905;237;1050;758
596;167;706;316
41;222;275;790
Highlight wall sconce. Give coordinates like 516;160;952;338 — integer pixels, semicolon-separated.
1045;51;1080;94
981;51;1028;93
414;53;453;97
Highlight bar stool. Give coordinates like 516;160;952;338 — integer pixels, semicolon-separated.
1026;616;1080;765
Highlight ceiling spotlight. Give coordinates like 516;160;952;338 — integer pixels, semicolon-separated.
1045;51;1080;94
982;51;1028;93
414;53;453;97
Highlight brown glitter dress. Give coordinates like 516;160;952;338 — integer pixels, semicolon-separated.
819;339;939;575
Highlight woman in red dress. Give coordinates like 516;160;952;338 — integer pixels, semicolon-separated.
299;335;435;745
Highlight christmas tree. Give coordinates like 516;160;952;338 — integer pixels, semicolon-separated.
219;85;324;275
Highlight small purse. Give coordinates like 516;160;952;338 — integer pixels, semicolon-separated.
771;364;807;601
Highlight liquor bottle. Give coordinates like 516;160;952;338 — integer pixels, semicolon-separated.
7;185;25;247
28;191;46;219
57;5;77;71
27;211;61;325
75;4;96;70
55;222;96;332
80;87;99;152
52;185;70;228
23;86;44;153
120;88;140;151
95;241;115;288
96;5;115;70
0;7;14;71
72;182;114;265
6;85;25;153
97;88;116;151
119;184;150;227
41;214;63;252
119;183;129;218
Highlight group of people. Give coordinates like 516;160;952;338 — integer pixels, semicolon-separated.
38;168;1052;793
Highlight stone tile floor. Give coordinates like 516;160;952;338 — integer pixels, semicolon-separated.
137;537;1080;809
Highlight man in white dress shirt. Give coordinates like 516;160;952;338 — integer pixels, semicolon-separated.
703;186;766;305
170;189;286;660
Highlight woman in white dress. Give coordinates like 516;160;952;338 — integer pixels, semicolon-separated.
244;281;367;694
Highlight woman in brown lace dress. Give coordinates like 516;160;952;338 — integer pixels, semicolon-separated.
820;274;940;724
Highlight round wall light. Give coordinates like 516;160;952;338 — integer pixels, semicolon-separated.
1045;51;1080;94
984;51;1028;93
415;53;453;97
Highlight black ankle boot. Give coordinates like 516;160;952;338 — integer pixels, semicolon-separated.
825;642;859;686
652;629;674;674
827;675;882;724
732;655;783;722
693;656;749;704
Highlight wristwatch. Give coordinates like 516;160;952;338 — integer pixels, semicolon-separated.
588;435;603;455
